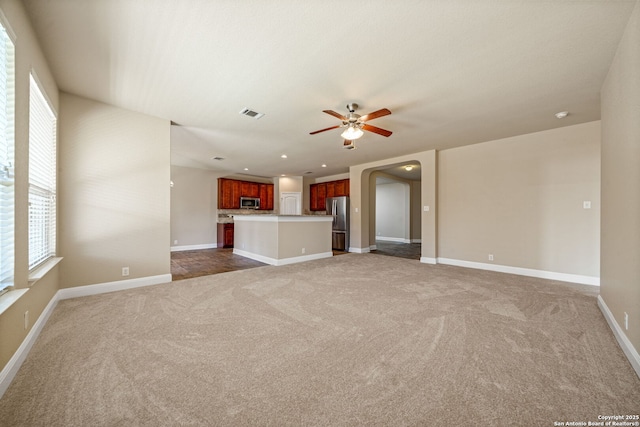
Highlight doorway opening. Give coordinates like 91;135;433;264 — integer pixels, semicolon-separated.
370;163;422;260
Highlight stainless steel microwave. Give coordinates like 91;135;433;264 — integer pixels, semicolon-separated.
240;197;260;209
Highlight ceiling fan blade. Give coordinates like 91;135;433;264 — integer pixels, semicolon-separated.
309;125;341;135
359;108;391;122
323;110;347;121
362;124;393;137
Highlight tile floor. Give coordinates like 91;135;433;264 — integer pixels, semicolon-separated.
171;241;421;280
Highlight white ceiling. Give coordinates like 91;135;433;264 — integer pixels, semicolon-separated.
23;0;636;179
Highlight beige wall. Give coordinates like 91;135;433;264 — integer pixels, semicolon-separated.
0;0;60;372
278;221;331;259
439;121;601;277
376;181;410;241
601;1;640;352
58;93;171;288
170;165;220;248
350;122;599;277
410;180;421;241
234;220;278;259
234;217;332;262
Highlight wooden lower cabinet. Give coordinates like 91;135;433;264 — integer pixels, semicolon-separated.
217;223;234;248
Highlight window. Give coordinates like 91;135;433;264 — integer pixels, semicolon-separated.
0;20;14;295
28;74;56;270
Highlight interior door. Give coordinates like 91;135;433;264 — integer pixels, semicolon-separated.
280;192;301;215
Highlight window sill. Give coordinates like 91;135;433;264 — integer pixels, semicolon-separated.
0;288;28;316
28;257;63;286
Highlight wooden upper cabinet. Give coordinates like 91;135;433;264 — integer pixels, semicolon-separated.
317;183;327;211
309;179;349;211
218;178;241;209
310;184;319;211
335;179;349;196
241;182;260;198
259;183;274;210
219;178;269;209
326;181;335;198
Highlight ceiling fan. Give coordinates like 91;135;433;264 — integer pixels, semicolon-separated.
309;103;392;149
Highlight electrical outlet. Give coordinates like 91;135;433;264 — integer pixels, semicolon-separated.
488;254;494;261
301;248;306;254
583;201;591;209
424;206;430;212
24;311;29;330
173;240;178;245
122;267;129;277
625;312;629;330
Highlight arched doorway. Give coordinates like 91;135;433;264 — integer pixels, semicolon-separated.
348;150;437;264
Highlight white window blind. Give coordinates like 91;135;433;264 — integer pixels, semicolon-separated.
28;74;56;270
0;21;14;294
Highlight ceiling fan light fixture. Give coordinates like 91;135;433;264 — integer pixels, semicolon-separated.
340;126;364;140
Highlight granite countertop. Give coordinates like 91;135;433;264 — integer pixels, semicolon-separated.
218;210;329;223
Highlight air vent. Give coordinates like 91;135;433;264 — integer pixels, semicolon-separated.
304;171;313;175
239;107;265;119
211;156;225;161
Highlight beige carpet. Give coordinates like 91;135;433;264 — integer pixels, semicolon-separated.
1;254;638;426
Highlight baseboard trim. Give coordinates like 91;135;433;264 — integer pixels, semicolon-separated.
349;247;371;254
58;274;173;300
376;236;411;243
233;249;332;266
0;291;60;399
598;295;640;378
437;258;599;286
420;257;437;264
171;243;218;252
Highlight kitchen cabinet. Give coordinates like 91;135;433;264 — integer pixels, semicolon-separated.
326;181;335;198
309;182;328;212
241;181;260;198
259;183;274;210
218;178;241;209
218;179;273;210
310;179;349;211
217;223;234;248
334;179;349;196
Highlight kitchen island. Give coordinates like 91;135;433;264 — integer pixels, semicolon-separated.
233;215;333;266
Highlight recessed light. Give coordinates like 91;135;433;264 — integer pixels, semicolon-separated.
281;154;287;159
555;111;569;119
281;174;286;176
404;165;413;171
321;164;327;168
243;168;249;171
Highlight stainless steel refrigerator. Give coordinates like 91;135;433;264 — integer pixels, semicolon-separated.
326;196;349;251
